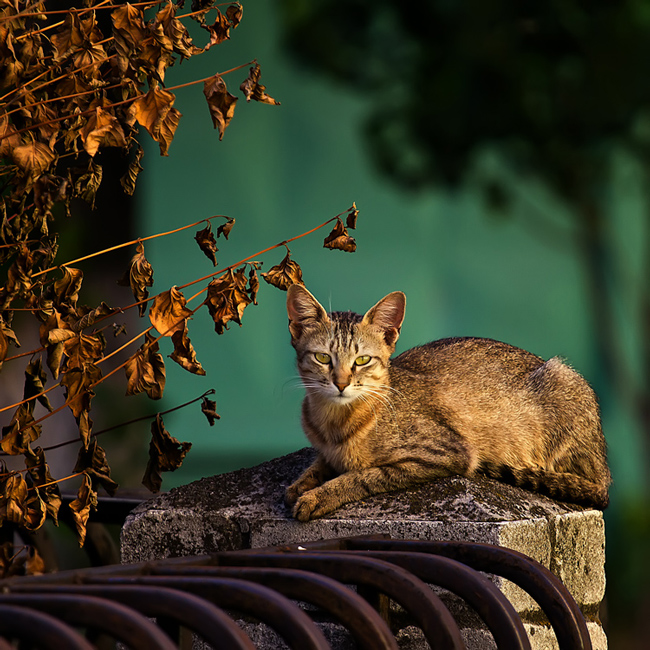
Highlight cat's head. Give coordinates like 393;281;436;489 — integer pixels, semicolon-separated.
286;285;406;404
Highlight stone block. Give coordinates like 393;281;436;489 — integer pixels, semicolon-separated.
121;447;607;649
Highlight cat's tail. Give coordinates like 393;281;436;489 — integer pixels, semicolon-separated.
482;464;610;509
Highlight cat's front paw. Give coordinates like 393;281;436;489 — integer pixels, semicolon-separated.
292;489;335;522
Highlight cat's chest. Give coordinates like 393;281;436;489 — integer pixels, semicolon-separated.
320;435;374;473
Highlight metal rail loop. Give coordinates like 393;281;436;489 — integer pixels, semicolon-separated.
212;550;466;650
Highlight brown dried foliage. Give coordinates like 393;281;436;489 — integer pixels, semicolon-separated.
0;0;359;551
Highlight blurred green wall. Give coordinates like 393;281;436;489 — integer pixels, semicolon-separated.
137;3;641;508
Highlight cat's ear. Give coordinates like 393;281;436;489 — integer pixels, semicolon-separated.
362;292;406;347
286;285;329;342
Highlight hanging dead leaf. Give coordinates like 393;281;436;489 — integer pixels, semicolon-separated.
60;363;101;448
120;145;144;195
53;266;83;311
111;3;147;50
203;9;231;49
12;141;56;182
69;472;97;546
323;219;356;252
240;62;280;105
25;547;45;576
261;251;304;290
170;326;206;375
195;222;218;266
346;203;359;229
63;333;105;371
72;301;116;332
118;241;154;316
1;404;42;455
124;331;166;399
142;414;191;493
74;438;118;496
217;217;235;239
80;106;128;157
126;86;174;133
248;267;260;305
226;3;243;28
26;447;62;525
205;268;252;334
201;394;220;425
73;161;103;209
149;286;193;337
0;489;43;534
203;74;238;140
0;319;19;371
23;357;53;412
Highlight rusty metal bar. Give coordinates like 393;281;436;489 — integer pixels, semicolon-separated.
344;538;593;650
8;584;256;650
0;592;177;650
86;575;333;650
211;550;467;650
336;550;531;650
0;603;96;650
156;564;399;650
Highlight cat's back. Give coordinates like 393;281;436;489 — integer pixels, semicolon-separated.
391;337;544;383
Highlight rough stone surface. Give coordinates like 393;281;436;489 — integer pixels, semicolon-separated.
121;448;607;649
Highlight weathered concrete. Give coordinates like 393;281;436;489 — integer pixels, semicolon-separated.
121;447;607;649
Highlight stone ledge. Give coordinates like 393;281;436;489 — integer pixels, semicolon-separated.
121;447;607;649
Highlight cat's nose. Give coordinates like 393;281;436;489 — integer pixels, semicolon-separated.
334;381;349;393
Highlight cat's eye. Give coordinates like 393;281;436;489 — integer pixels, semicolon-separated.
355;355;371;366
314;352;331;364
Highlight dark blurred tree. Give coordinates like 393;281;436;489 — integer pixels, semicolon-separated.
281;1;650;641
282;0;650;445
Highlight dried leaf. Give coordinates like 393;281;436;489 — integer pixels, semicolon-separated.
346;202;359;229
323;219;357;252
126;86;174;134
69;472;97;546
0;472;44;532
124;331;166;399
170;326;206;375
0;473;28;525
53;266;83;311
80;106;127;157
120;144;144;195
12;141;56;181
195;222;218;265
25;447;62;525
25;547;45;576
203;9;231;49
261;251;304;290
149;286;193;337
217;217;235;239
142;414;191;493
226;3;243;28
111;3;147;49
0;319;19;371
74;438;118;496
205;268;252;334
248;267;260;305
1;404;42;455
118;242;154;316
201;395;220;425
60;363;101;448
203;74;238;140
62;333;105;371
74;161;103;209
23;356;53;412
72;301;116;332
240;62;280;105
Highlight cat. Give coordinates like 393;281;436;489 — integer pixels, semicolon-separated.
285;284;612;522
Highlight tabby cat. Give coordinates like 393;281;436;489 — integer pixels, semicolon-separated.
285;284;611;522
